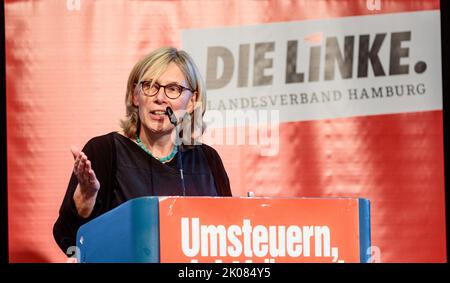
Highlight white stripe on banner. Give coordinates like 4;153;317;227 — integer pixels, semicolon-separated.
182;10;442;127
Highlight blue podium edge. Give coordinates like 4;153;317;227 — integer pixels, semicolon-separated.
76;196;160;263
358;198;371;263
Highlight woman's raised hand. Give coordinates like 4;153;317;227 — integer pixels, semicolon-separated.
70;146;100;217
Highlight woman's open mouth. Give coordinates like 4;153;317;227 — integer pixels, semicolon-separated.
149;110;166;120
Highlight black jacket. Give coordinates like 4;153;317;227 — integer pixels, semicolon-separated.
53;132;232;254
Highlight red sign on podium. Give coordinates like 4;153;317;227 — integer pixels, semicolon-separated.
159;197;370;263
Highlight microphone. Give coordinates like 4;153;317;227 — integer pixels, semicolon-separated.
166;106;178;126
166;107;186;196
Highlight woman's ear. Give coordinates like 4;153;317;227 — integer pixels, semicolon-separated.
132;88;139;107
186;91;198;114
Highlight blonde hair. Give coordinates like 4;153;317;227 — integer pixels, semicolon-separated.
120;47;207;140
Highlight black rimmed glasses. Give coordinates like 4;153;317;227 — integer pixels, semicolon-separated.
139;80;194;99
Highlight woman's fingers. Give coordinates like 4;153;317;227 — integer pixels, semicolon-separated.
88;170;95;183
70;146;80;160
74;152;89;183
80;154;89;181
71;148;100;199
71;146;83;176
73;154;81;174
86;162;100;191
88;169;99;186
78;154;99;188
76;154;84;176
83;160;92;182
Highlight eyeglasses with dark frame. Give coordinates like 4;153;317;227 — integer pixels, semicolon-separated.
138;80;194;99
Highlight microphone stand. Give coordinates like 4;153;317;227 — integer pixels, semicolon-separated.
166;107;186;196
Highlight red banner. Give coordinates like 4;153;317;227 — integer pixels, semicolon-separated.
159;197;366;263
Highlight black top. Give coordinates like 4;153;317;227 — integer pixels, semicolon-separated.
53;132;232;254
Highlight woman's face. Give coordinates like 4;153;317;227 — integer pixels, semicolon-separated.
133;62;196;136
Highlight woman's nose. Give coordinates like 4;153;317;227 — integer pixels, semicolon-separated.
154;86;167;103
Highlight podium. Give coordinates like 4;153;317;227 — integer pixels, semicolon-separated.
76;196;370;263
